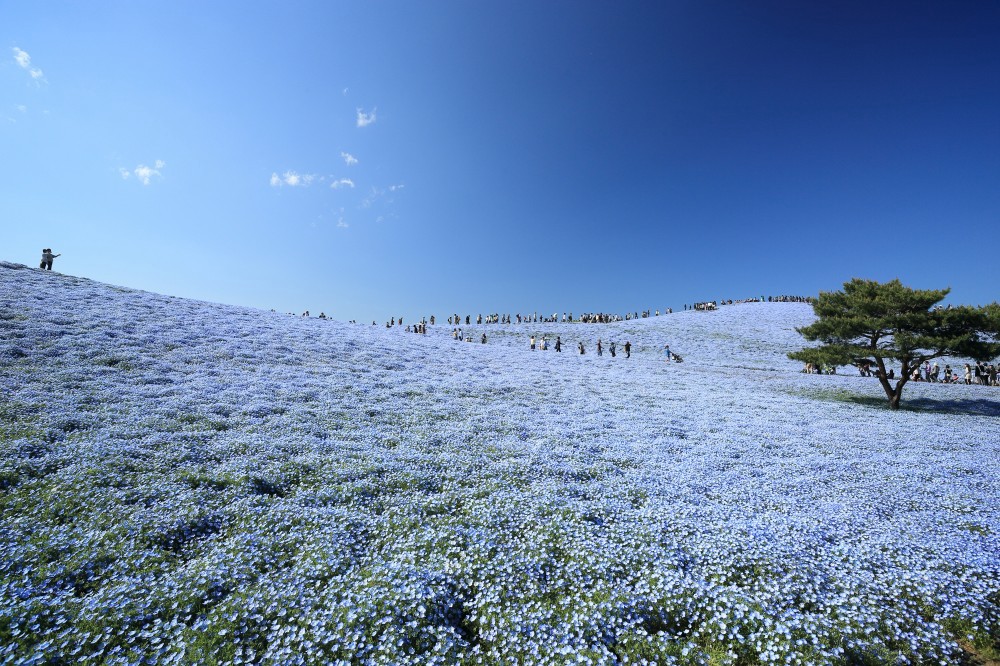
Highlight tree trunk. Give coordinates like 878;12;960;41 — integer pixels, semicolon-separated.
889;375;908;410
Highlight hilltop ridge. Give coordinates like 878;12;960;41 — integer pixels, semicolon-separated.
0;260;816;373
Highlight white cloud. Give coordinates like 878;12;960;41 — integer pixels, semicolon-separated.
269;170;320;187
12;47;30;69
388;183;405;192
118;161;164;185
356;107;376;128
12;47;45;82
342;88;349;96
331;178;355;190
17;105;27;113
337;218;349;228
132;163;163;185
341;151;358;165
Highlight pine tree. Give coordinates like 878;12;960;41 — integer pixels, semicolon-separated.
789;279;1000;409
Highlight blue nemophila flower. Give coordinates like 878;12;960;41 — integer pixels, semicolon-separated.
1;262;998;664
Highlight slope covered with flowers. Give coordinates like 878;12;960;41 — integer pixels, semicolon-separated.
1;262;998;665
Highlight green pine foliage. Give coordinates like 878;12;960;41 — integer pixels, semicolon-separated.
790;279;1000;409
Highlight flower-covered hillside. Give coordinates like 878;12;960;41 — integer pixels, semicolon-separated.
1;262;998;665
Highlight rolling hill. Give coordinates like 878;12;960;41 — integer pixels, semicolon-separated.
1;261;998;665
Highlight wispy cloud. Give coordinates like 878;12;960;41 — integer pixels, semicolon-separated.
337;218;349;228
269;170;320;187
12;48;29;68
330;178;355;190
120;160;166;185
356;107;376;128
12;47;45;82
341;151;358;165
361;183;405;211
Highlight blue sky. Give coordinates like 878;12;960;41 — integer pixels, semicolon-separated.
4;1;998;322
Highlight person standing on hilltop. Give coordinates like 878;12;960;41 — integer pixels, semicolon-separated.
40;248;61;270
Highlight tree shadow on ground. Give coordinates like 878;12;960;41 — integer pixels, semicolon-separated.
803;388;1000;417
904;397;1000;417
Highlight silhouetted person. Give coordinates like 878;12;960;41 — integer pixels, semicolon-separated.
40;248;61;270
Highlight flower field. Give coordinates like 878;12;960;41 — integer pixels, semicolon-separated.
1;261;998;665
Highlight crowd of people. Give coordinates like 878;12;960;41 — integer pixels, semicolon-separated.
896;361;998;386
804;360;999;387
363;296;814;330
688;295;813;311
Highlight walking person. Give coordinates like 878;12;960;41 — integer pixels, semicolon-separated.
555;336;562;352
597;339;603;357
40;248;61;270
609;341;616;358
530;335;536;351
578;341;585;355
624;341;631;359
663;345;672;361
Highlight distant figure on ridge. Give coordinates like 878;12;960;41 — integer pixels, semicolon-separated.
40;248;61;270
